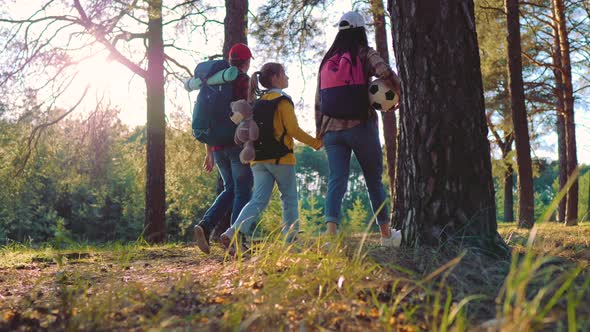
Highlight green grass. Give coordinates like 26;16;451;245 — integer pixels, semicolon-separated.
0;223;588;331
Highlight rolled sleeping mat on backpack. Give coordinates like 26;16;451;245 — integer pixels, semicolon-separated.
208;66;239;85
184;66;239;91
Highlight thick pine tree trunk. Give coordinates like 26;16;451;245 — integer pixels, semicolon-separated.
211;0;249;240
553;0;578;226
551;16;567;223
372;0;398;227
389;0;506;254
506;0;534;229
144;0;166;243
562;54;578;226
222;0;248;57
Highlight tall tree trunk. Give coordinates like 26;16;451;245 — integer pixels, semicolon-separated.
503;144;514;222
211;0;249;240
506;0;534;229
371;0;398;227
551;14;567;223
498;134;514;223
504;165;514;222
587;175;590;221
389;0;507;255
556;116;567;221
144;0;166;243
222;0;249;58
553;0;578;226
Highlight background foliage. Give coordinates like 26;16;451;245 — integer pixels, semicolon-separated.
1;98;587;244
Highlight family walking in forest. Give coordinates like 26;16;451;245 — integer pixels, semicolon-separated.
187;11;401;255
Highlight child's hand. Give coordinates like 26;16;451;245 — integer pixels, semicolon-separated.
315;140;324;151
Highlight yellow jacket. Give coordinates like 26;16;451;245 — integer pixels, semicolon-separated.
252;91;322;165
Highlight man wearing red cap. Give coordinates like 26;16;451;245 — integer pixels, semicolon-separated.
194;43;255;254
228;43;253;101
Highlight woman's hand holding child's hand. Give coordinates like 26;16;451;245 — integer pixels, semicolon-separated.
315;140;324;151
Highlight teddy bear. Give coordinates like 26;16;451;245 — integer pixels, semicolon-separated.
230;99;259;164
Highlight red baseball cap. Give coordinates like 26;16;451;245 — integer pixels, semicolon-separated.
229;43;253;60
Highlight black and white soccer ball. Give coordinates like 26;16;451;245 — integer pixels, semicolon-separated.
368;79;399;111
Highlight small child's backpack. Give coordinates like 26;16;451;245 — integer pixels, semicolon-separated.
252;96;294;163
192;60;236;146
319;51;368;119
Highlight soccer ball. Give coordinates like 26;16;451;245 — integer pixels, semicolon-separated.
368;79;399;111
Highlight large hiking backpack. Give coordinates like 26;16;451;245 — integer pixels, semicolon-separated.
319;51;368;119
252;96;293;162
192;60;236;146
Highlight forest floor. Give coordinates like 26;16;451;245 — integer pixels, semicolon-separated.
1;222;589;331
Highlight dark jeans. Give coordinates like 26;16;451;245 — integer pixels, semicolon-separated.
323;121;389;226
200;145;253;232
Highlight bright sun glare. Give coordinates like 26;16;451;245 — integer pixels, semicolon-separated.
77;55;122;89
72;55;147;126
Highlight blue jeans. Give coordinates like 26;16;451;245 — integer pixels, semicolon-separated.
231;163;299;242
323;121;389;226
200;145;253;231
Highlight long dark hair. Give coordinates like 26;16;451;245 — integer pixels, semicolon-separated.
320;27;369;68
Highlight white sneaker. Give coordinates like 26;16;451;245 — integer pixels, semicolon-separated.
220;227;235;251
380;229;402;248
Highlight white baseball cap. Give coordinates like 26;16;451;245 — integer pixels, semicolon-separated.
337;11;365;30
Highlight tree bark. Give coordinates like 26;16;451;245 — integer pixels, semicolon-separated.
550;10;567;222
389;0;507;255
553;0;578;226
211;0;249;240
371;0;398;228
587;175;590;221
503;140;514;222
552;23;567;222
504;165;514;222
556;115;567;222
495;132;514;223
144;0;166;243
222;0;249;58
506;0;534;229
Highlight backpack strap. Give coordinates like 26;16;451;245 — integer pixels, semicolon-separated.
271;95;293;164
276;127;290;164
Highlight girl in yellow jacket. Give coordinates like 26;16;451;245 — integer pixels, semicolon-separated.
221;62;322;252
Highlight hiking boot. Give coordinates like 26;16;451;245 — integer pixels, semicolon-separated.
194;224;211;254
380;229;402;248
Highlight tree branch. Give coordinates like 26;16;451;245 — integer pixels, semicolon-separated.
112;31;148;47
522;51;562;73
574;84;590;94
73;0;148;79
16;85;90;176
164;54;192;76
